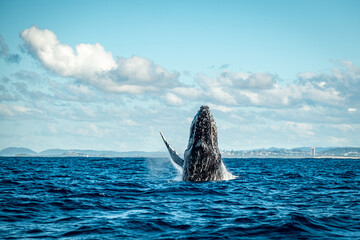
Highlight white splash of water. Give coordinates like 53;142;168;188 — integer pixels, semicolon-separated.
167;156;236;182
220;162;237;181
168;157;183;181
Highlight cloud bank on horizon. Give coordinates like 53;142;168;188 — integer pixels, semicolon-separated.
0;0;359;152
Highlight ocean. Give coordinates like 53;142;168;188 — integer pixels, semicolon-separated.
0;157;359;239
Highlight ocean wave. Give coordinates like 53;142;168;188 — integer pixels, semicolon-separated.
1;157;359;239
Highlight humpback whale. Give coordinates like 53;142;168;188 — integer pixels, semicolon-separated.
160;105;232;181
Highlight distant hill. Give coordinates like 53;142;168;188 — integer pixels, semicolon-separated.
0;147;36;156
0;148;167;157
37;149;167;157
1;147;359;158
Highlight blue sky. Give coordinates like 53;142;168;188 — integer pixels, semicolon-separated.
0;0;360;152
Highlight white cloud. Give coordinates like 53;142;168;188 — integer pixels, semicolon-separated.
101;56;180;94
297;72;321;80
0;103;42;118
102;83;157;94
331;124;353;131
21;26;180;95
327;136;349;146
219;71;276;89
196;74;237;105
172;87;202;100
115;56;178;84
192;61;359;109
165;93;183;106
285;121;314;137
207;104;233;113
21;26;117;79
66;123;110;138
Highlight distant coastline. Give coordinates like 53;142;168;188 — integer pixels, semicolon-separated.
1;147;360;158
220;147;360;159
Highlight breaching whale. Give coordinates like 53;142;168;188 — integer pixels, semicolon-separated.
160;105;232;181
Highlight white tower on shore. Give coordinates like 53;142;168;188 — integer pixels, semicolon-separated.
310;147;315;157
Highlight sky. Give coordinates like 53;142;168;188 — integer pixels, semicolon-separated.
0;0;360;152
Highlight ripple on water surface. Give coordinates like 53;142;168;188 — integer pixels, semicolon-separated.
0;157;359;239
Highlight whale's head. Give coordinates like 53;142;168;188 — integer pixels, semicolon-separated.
183;105;222;181
186;106;219;153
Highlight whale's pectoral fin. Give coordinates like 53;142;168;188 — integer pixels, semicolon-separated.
160;131;184;168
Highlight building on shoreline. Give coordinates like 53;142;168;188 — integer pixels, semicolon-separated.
310;147;316;157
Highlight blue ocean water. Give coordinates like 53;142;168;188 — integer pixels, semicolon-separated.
0;157;359;239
